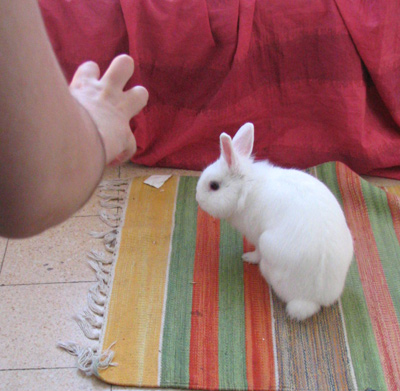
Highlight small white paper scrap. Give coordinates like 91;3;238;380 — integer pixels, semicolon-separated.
144;175;172;189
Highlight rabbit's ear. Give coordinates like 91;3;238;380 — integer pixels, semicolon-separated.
232;122;254;158
220;133;236;169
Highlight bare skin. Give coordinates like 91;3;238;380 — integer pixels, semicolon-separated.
0;0;148;238
70;56;148;166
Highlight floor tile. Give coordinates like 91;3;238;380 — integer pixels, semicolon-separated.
74;191;103;217
0;368;110;391
103;166;120;181
0;282;99;370
75;166;120;217
0;237;7;252
0;237;8;268
0;216;108;285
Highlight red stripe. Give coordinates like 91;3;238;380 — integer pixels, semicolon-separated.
243;238;276;390
337;164;400;391
189;208;220;390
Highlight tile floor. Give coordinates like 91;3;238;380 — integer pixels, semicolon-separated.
0;162;398;391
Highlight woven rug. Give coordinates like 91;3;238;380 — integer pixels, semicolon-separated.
60;162;400;391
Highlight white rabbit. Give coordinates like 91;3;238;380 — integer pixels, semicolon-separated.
196;123;353;321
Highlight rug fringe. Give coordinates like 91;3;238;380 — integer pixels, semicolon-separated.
57;179;130;377
57;341;117;376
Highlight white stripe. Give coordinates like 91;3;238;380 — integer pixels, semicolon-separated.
269;286;280;390
339;298;359;391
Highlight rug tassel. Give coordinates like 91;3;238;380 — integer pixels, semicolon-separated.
58;178;130;377
88;262;111;286
89;229;118;253
88;260;111;277
74;314;101;340
96;280;109;296
87;250;113;265
89;228;117;240
82;308;103;327
99;210;121;228
97;178;128;190
57;341;117;376
97;341;117;370
97;194;124;202
88;294;105;316
89;285;107;306
74;284;106;340
57;340;82;356
100;200;124;209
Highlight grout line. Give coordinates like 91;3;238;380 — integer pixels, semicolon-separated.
0;366;77;372
0;280;96;288
0;239;9;276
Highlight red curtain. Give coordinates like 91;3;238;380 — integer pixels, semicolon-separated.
39;0;400;179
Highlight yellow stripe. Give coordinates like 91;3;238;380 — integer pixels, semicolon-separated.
98;176;178;386
385;185;400;197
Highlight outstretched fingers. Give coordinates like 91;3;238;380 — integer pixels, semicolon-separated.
68;55;148;166
101;54;134;90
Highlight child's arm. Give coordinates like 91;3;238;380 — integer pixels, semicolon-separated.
0;0;148;238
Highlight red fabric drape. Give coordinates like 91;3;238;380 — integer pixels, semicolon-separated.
39;0;400;179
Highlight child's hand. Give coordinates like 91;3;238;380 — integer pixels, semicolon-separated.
69;55;148;165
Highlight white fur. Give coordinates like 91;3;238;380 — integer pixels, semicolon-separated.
196;123;354;321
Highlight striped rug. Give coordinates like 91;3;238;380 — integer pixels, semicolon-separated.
94;162;400;390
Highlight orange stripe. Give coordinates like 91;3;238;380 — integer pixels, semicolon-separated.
189;208;220;389
243;238;276;390
337;165;400;391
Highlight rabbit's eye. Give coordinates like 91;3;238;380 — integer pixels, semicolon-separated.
209;181;220;191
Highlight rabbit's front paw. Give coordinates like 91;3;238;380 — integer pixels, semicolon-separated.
242;251;260;264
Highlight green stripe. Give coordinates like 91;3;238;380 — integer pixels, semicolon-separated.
160;177;198;387
360;178;400;323
316;163;386;391
218;220;247;390
315;162;344;207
